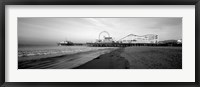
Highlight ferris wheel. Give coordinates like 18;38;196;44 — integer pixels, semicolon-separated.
99;31;110;40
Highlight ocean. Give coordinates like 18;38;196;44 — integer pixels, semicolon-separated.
18;45;115;61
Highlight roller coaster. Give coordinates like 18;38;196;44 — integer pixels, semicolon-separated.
95;31;158;44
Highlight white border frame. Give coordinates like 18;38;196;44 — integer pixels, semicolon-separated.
5;5;195;82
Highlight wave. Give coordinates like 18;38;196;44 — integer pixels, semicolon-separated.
18;46;115;61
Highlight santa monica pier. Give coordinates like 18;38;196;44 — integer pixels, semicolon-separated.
58;31;182;47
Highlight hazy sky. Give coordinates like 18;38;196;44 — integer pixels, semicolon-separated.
18;18;182;45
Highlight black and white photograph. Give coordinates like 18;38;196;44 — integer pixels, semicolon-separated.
18;17;182;69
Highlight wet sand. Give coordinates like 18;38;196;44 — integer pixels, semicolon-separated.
74;48;130;69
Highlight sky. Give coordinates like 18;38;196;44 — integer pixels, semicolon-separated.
18;17;182;46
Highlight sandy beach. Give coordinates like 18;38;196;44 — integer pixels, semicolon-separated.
19;46;182;69
121;46;182;69
75;46;182;69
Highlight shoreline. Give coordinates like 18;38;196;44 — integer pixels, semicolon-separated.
18;48;118;69
74;47;130;69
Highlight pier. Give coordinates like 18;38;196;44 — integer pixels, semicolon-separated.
86;43;181;47
58;31;182;47
86;31;181;47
